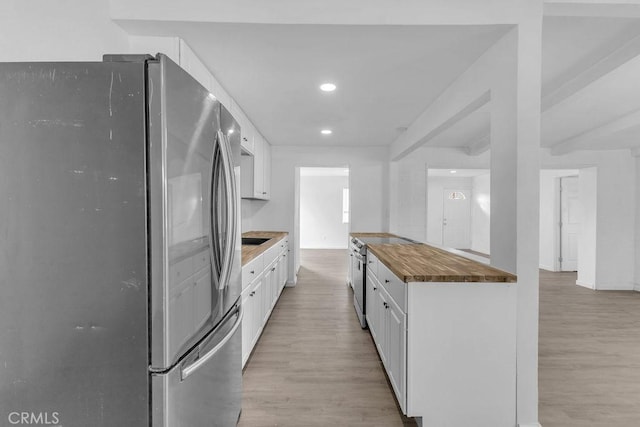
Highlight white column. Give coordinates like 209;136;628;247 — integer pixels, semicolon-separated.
490;5;543;424
515;7;543;426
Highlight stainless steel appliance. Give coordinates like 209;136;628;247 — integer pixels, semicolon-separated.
0;54;242;426
350;236;416;328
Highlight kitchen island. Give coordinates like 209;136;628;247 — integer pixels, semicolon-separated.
354;234;517;427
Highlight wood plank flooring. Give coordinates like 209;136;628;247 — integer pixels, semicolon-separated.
239;253;640;426
539;270;640;427
238;249;415;427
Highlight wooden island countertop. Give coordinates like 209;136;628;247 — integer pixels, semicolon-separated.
350;232;399;238
241;231;288;266
367;243;516;283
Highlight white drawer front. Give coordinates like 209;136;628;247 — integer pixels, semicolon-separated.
367;251;379;279
242;254;264;290
379;262;406;312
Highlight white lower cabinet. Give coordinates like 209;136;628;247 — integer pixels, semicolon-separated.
366;251;517;427
241;236;289;368
384;288;406;412
367;267;406;412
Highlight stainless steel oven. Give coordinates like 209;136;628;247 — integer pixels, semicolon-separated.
352;249;366;328
350;236;416;329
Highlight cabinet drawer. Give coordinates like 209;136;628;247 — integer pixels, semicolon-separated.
378;262;406;312
263;239;282;267
242;254;264;290
367;252;379;279
278;239;288;254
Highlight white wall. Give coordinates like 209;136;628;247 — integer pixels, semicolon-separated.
0;0;129;62
578;167;597;288
300;174;349;249
542;149;636;290
246;145;389;284
389;147;490;243
471;173;491;255
389;161;428;243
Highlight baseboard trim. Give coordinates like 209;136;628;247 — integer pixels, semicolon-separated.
539;264;555;272
576;280;595;290
595;282;634;291
634;283;640;292
518;423;542;427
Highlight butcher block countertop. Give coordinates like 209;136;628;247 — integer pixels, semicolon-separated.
350;232;399;238
367;243;517;283
241;231;288;266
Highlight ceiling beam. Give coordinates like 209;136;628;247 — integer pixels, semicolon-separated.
542;25;640;111
544;1;640;18
550;108;640;155
465;133;491;156
392;91;491;160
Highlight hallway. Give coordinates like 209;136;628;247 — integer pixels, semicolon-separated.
238;249;414;427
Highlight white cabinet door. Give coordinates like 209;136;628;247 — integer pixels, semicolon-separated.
377;287;388;366
253;136;265;198
263;139;271;199
268;264;278;309
366;271;379;342
386;293;406;413
178;40;212;92
262;268;272;323
279;252;287;290
241;287;253;367
239;133;271;200
252;277;265;347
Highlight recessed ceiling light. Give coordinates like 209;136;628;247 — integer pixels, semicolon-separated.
321;129;332;135
450;170;457;174
320;83;336;92
228;129;235;134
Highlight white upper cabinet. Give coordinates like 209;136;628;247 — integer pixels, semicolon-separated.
178;40;212;93
142;38;272;201
241;133;271;200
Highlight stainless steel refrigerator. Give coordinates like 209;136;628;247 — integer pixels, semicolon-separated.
0;54;242;426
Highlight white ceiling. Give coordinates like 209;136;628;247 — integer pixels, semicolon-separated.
300;167;349;177
118;14;640;155
421;15;640;156
118;21;509;146
428;168;489;178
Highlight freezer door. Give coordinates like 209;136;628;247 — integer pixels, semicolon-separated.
148;55;230;369
152;303;242;427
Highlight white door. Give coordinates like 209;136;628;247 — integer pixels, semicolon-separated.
560;176;579;271
442;189;471;249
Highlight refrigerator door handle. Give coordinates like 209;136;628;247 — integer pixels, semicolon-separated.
181;304;243;381
209;133;221;288
217;130;237;291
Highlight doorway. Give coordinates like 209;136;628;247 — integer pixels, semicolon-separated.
299;167;350;249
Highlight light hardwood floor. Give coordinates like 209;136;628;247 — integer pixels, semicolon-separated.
238;249;415;427
239;252;640;426
539;270;640;427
